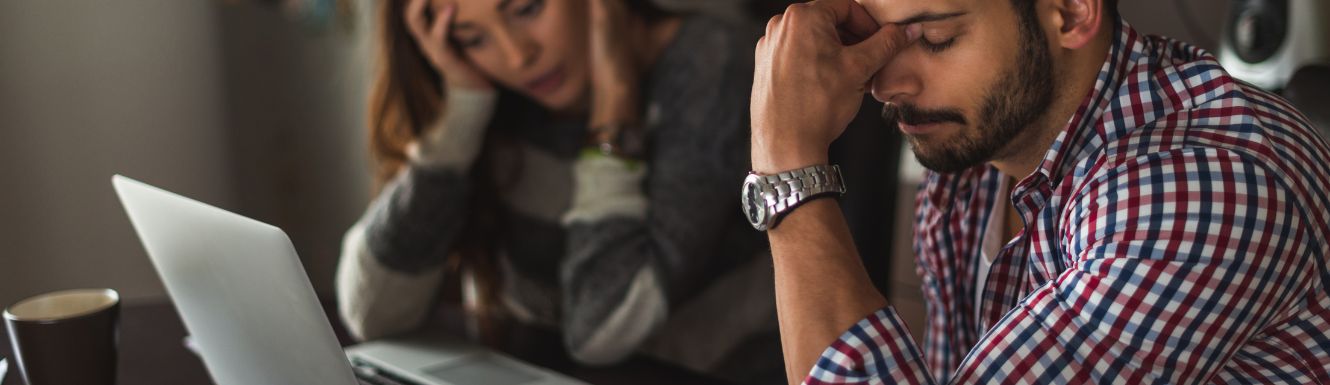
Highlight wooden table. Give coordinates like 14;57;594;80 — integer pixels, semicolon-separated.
0;301;735;385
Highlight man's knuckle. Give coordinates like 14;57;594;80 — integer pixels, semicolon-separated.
786;3;814;20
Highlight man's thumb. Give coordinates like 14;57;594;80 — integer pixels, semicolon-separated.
846;23;921;77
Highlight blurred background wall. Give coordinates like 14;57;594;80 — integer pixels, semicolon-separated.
0;1;237;307
0;0;373;308
0;0;1237;311
213;1;373;305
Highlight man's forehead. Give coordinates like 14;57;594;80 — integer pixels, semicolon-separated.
855;0;970;24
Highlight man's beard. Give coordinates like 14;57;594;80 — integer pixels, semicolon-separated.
884;22;1056;173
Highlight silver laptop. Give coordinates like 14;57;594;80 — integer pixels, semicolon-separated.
112;175;587;385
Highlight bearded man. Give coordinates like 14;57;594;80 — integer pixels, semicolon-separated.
742;0;1330;383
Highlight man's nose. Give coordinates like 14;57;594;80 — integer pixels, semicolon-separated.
870;61;921;104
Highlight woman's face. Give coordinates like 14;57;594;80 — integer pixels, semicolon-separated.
434;0;591;112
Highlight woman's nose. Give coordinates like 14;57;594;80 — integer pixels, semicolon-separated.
495;28;538;70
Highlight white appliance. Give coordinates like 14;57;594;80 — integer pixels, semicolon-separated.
1218;0;1330;90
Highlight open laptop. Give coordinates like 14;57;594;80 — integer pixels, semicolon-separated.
112;175;587;385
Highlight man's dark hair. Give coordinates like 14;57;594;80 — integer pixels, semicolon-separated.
1011;0;1119;20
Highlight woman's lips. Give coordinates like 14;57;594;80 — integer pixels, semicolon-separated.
525;65;566;97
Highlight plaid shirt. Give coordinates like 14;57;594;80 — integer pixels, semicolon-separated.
807;18;1330;385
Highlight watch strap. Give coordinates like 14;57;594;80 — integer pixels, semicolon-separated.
758;164;844;215
746;164;846;231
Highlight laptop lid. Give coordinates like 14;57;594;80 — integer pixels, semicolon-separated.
113;175;359;385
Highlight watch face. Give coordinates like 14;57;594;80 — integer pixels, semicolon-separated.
741;175;766;228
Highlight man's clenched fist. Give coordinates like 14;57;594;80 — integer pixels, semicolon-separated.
750;0;919;173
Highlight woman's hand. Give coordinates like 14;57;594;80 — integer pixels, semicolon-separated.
402;0;498;169
404;0;492;91
587;0;642;144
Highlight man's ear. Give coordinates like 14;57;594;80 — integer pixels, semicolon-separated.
1048;0;1104;49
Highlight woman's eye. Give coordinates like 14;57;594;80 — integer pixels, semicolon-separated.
920;37;956;53
514;0;544;17
456;35;486;48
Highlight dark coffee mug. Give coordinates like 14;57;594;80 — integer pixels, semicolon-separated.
4;289;120;385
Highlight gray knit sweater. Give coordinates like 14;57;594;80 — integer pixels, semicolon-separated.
336;16;777;377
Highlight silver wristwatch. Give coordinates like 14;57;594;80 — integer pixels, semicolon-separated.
740;164;846;231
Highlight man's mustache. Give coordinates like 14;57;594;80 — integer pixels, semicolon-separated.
881;103;967;127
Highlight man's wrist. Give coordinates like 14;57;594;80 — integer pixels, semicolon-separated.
750;146;828;175
767;198;840;238
750;120;832;173
741;164;845;231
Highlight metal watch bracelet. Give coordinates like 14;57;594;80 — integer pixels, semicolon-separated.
741;164;846;231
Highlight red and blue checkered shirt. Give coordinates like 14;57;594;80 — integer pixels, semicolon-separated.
807;18;1330;384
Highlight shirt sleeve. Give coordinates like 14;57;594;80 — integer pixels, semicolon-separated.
805;148;1321;384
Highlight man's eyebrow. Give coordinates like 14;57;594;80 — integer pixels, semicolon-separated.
888;11;968;25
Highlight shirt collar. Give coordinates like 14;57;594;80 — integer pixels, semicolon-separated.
1012;17;1143;198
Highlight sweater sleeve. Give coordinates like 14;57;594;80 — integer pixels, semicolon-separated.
557;19;758;365
335;88;496;341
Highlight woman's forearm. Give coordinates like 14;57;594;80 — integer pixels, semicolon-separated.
335;219;448;341
337;166;475;340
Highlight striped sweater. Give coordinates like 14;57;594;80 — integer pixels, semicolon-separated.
336;16;779;379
